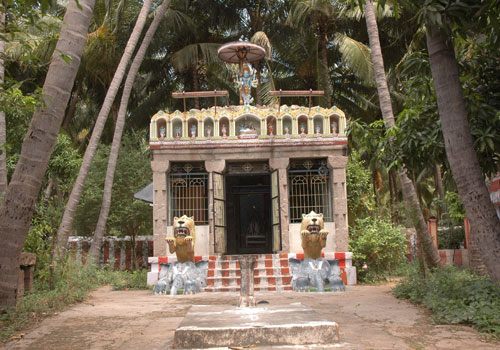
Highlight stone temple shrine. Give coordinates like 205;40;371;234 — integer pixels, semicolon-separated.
146;42;356;290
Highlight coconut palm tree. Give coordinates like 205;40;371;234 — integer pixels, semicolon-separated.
56;0;155;256
0;10;6;201
426;22;500;282
362;0;442;267
0;0;96;310
89;0;172;260
287;0;374;107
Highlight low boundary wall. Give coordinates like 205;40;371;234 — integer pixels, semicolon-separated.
68;236;153;270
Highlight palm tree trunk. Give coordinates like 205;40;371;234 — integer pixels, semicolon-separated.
363;0;442;268
433;162;446;221
426;24;500;282
192;67;200;109
389;167;397;223
0;0;96;310
62;78;83;131
318;26;331;107
255;61;262;106
0;11;7;200
89;0;171;261
56;0;154;256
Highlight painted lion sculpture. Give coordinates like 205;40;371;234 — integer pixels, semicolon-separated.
300;211;328;259
166;215;196;263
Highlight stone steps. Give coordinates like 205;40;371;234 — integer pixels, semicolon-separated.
147;252;356;288
205;254;292;291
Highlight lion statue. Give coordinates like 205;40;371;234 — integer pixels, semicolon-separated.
300;211;328;259
166;215;196;263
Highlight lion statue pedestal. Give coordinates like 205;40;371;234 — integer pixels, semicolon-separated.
153;215;208;295
290;211;345;292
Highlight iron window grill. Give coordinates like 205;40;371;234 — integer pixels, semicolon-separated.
288;159;332;223
168;162;208;225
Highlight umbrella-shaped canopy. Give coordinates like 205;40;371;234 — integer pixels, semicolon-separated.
217;41;266;65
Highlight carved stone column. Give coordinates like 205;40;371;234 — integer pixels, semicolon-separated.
238;255;256;307
323;117;329;135
269;157;290;253
150;120;156;140
308;117;314;135
277;117;283;136
328;155;348;252
205;160;226;255
182;119;188;138
152;156;170;256
292;117;298;135
230;119;235;137
215;119;220;137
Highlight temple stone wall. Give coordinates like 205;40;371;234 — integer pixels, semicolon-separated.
328;155;348;252
150;139;348;255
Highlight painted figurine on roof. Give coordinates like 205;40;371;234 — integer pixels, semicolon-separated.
234;63;258;105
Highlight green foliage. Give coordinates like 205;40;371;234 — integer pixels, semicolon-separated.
346;149;375;224
394;265;500;337
74;132;152;237
23;203;55;287
349;217;407;282
445;191;466;224
0;259;116;343
0;258;150;342
109;270;149;290
437;226;465;249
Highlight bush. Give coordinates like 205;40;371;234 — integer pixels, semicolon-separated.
393;265;500;337
349;217;407;282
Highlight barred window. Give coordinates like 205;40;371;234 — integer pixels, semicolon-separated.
288;159;332;223
168;162;208;225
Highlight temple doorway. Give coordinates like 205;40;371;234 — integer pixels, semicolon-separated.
226;174;272;254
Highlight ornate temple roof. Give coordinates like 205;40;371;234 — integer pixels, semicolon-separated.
150;104;347;149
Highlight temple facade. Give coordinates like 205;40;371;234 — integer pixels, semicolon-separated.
148;103;349;256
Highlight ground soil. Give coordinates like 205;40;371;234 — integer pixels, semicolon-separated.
3;283;499;350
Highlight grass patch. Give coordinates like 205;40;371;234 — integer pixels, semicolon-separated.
393;264;500;338
110;270;150;291
0;259;149;343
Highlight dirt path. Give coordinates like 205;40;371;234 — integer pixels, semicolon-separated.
3;284;498;350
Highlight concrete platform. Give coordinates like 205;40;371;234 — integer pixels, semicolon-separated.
173;302;340;349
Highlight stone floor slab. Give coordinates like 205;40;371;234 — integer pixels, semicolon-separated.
173;302;339;349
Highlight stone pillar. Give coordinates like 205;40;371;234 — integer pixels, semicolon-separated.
292;117;298;135
261;118;267;136
150;120;156;140
199;119;204;138
277;117;283;136
152;157;170;256
238;255;256;307
269;157;290;253
339;114;347;136
230;119;235;137
167;119;172;139
308;117;314;135
328;155;348;252
182;119;188;138
323;117;329;135
205;160;226;255
215;119;220;137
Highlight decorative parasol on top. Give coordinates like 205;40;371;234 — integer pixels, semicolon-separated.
217;41;266;76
